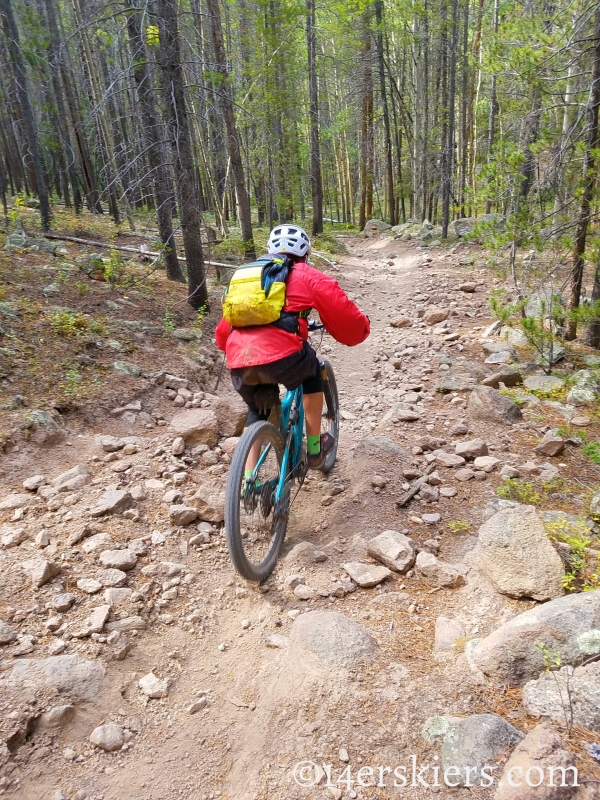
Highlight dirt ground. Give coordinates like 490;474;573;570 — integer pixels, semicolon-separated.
0;230;599;800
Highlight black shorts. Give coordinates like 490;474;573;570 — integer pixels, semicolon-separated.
230;341;323;425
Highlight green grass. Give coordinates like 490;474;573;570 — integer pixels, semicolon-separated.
582;441;600;466
497;478;541;505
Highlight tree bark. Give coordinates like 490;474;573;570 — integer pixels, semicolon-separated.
44;0;102;213
0;0;51;229
459;0;469;217
126;1;184;283
441;0;458;237
205;0;255;258
359;8;373;230
375;0;396;226
157;0;208;309
567;3;600;341
484;0;499;214
307;0;323;235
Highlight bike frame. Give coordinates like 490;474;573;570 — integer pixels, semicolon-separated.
250;385;304;504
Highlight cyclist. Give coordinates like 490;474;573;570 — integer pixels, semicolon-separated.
215;224;370;469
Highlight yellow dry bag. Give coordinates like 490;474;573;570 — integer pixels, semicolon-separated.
222;257;290;328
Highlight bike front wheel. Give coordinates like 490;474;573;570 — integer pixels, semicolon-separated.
225;421;289;582
321;360;339;473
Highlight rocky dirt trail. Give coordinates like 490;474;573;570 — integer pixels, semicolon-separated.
1;233;600;800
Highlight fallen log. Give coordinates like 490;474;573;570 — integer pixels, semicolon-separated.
396;463;437;507
41;232;232;268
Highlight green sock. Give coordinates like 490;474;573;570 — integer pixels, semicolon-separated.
244;469;253;479
307;434;321;455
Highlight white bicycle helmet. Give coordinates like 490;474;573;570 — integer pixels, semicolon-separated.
267;224;311;258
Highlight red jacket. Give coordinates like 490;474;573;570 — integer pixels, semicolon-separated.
215;260;370;368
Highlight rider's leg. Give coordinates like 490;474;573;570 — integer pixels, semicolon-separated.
242;384;280;476
301;360;324;453
303;391;324;438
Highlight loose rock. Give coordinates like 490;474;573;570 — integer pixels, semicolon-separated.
168;409;219;447
343;562;391;587
476;506;564;601
90;489;133;518
0;620;17;645
366;530;416;573
416;552;465;588
99;549;137;571
455;439;488;459
90;723;124;752
139;672;169;698
468;386;523;424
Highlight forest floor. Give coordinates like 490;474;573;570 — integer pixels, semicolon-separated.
1;222;600;800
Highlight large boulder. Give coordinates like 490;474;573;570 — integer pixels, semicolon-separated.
435;374;478;393
466;590;600;685
522;662;600;731
353;436;410;463
468;386;523;424
525;288;565;319
210;393;248;437
168;409;219;447
423;714;523;787
290;611;377;667
7;654;105;701
362;219;391;238
476;506;564;601
450;214;505;238
481;367;523;388
4;233;62;254
493;725;578;800
566;370;599;406
23;409;66;445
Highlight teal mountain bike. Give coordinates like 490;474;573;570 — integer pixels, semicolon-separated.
225;321;339;582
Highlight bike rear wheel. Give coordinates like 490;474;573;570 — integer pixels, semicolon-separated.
321;360;339;473
225;421;289;582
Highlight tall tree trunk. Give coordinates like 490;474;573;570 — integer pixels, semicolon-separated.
441;0;458;236
205;0;255;258
73;0;135;229
375;0;396;225
306;0;323;235
157;0;208;310
0;0;50;229
458;0;469;217
467;0;484;209
125;0;184;283
484;0;499;214
518;87;542;204
359;9;373;230
566;3;600;341
44;0;101;213
582;255;600;349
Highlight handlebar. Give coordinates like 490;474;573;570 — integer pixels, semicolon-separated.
308;319;325;332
